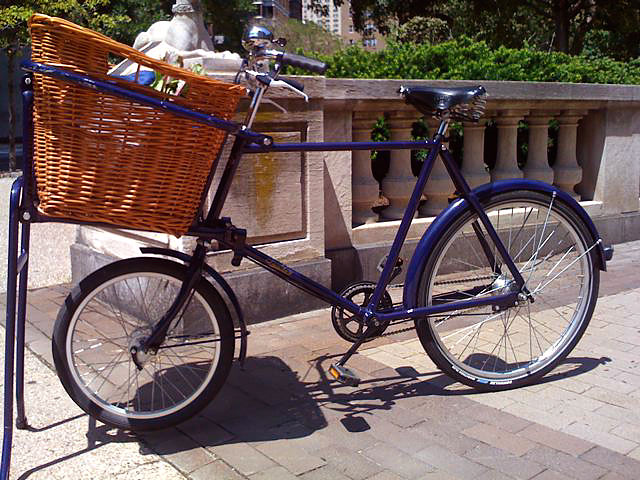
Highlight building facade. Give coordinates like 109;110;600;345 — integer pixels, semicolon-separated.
253;0;302;22
302;0;386;51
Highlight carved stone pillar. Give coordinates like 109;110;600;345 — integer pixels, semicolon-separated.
420;118;455;217
523;112;557;184
352;111;381;225
491;110;528;181
553;110;587;199
381;110;417;220
461;120;490;189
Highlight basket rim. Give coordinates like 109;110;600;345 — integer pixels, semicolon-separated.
29;13;247;95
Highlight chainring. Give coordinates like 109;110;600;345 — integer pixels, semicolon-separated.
331;281;394;343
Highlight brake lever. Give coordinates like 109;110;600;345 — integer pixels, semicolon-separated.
270;79;309;102
262;98;287;113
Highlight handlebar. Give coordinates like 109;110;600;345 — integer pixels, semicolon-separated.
279;52;328;75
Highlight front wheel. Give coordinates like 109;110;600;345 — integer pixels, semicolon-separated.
52;257;235;431
415;190;599;391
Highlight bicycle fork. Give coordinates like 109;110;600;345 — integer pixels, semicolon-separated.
134;243;207;367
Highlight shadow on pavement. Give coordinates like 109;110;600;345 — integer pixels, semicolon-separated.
135;352;609;454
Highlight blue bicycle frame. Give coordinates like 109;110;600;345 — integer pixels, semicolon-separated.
3;60;607;479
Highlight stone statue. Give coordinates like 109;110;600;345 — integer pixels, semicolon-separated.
114;0;242;76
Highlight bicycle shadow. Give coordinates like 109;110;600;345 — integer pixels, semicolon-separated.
136;352;610;454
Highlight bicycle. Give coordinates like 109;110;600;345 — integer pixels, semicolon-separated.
4;18;613;471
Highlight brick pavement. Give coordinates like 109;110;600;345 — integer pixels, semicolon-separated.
2;240;640;479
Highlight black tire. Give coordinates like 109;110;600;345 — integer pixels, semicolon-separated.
52;257;235;431
415;190;599;391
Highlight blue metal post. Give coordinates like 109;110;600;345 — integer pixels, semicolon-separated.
15;76;34;430
1;176;24;480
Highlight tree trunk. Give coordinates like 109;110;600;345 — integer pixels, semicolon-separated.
7;46;17;172
552;0;571;53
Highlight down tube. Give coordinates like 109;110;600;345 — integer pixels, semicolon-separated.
241;245;363;316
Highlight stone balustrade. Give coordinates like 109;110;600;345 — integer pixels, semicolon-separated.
72;76;640;321
323;78;640;290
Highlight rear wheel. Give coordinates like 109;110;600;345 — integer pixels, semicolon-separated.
52;257;234;431
416;190;599;390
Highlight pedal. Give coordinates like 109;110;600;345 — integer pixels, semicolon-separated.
328;363;361;387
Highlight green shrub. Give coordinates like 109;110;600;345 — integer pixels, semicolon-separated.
290;37;640;84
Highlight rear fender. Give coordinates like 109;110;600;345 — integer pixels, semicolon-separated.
403;180;607;310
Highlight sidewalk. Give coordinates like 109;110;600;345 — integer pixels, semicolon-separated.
2;241;640;479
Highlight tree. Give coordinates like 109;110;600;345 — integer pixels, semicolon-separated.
307;0;640;60
272;17;343;55
200;0;255;52
472;0;640;59
0;0;134;171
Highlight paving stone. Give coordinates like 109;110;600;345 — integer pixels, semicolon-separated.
363;415;431;454
465;444;546;479
316;420;379;452
598;473;632;480
210;442;278;476
379;402;428;428
151;443;215;475
457;403;531;433
530;470;574;480
362;444;436;479
410;419;483;456
628;445;640;461
298;465;352;480
581;385;640;409
190;460;245;480
501;402;574;431
315;445;384;480
249;465;299;480
176;415;235;448
462;423;538;456
561;422;636;455
476;469;519;480
140;429;216;474
414;444;488;478
363;471;406;480
580;446;640;479
517;423;595;456
255;439;326;475
532;385;608;412
522;445;608;480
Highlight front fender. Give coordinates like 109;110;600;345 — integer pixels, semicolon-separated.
403;179;607;310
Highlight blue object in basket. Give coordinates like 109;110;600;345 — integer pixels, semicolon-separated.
113;70;155;86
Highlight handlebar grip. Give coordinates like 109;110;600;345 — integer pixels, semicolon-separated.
280;77;305;92
280;52;327;75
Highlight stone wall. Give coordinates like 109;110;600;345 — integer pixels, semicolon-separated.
13;77;640;322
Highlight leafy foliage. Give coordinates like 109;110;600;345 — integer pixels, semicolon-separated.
272;17;343;56
293;38;640;84
307;0;640;61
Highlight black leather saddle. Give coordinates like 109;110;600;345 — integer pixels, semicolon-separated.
399;85;487;121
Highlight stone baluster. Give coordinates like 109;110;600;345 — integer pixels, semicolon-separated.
491;110;528;181
461;120;490;189
352;111;382;225
381;110;417;220
419;117;455;217
553;110;587;199
523;111;557;184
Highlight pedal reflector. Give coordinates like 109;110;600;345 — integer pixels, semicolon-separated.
328;364;361;387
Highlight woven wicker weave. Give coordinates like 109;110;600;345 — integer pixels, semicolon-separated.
29;14;245;236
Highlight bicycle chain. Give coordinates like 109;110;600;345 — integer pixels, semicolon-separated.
364;274;497;338
434;274;495;286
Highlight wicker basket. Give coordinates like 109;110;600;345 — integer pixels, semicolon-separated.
28;14;245;236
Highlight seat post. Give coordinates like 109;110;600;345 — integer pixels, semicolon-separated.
437;117;450;137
